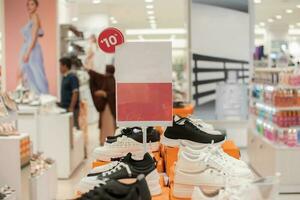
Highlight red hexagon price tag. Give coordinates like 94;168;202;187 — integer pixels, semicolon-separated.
98;27;124;53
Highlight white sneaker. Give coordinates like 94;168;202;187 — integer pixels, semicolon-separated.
187;116;215;130
174;149;254;187
93;131;160;161
179;141;248;168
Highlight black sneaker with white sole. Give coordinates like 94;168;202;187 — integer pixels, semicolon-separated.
161;116;225;147
78;153;161;196
77;175;151;200
106;127;160;144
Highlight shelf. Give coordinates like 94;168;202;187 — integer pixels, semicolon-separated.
251;99;300;112
254;67;295;73
253;115;300;131
251;83;300;90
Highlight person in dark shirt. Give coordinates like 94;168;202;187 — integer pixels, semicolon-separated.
59;57;80;129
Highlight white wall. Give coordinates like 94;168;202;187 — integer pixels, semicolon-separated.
191;3;250;105
191;3;250;61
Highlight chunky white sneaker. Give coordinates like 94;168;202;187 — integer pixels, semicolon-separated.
174;149;254;187
93;128;160;161
179;141;248;168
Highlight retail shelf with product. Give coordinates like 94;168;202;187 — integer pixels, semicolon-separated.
249;67;300;193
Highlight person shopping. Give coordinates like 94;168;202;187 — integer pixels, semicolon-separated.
89;65;116;145
59;57;80;129
20;0;49;94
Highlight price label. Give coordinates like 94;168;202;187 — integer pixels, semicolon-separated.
98;27;124;53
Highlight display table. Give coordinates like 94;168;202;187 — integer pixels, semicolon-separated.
30;163;57;200
38;112;84;179
173;104;194;117
0;133;29;199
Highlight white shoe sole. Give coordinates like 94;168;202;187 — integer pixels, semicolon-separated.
93;142;160;161
161;135;207;148
77;170;162;196
173;183;195;198
174;168;251;187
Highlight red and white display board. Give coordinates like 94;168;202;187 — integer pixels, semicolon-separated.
115;42;173;127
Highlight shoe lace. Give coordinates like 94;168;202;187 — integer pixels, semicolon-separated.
101;162;132;177
111;136;134;148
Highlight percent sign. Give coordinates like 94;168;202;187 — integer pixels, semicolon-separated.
98;28;124;53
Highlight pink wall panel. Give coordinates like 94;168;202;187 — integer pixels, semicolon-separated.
4;0;57;95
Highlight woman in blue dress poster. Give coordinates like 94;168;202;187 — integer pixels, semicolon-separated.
20;0;49;94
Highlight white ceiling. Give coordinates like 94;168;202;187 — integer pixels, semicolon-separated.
63;0;187;35
255;0;300;31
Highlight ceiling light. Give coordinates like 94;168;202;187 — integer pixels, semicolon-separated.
254;0;261;4
92;0;101;4
275;15;282;20
72;17;78;22
147;10;154;15
297;4;300;8
268;18;274;23
145;0;154;2
148;15;155;20
110;17;115;21
290;25;295;29
286;9;293;14
126;28;187;35
146;4;154;9
112;20;118;24
259;22;265;26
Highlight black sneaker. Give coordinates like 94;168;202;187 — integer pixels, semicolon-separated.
78;153;161;196
161;116;225;147
93;128;160;161
77;175;151;200
105;127;160;144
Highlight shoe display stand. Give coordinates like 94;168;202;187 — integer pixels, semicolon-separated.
249;67;300;193
0;133;28;199
173;104;195;118
38;112;84;179
29;163;57;200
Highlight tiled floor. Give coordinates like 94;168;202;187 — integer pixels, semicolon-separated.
21;122;300;199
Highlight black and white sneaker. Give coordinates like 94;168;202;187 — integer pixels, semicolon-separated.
77;153;161;196
93;127;160;161
161;116;225;147
77;175;151;200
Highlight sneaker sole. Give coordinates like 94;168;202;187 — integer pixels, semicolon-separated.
93;142;160;161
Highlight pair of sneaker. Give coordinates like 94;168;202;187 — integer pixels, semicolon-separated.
93;127;160;161
77;153;162;197
77;175;151;200
173;141;254;198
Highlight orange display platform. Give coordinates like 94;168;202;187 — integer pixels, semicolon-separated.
173;104;195;118
163;146;179;176
152;187;170;200
222;140;240;159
